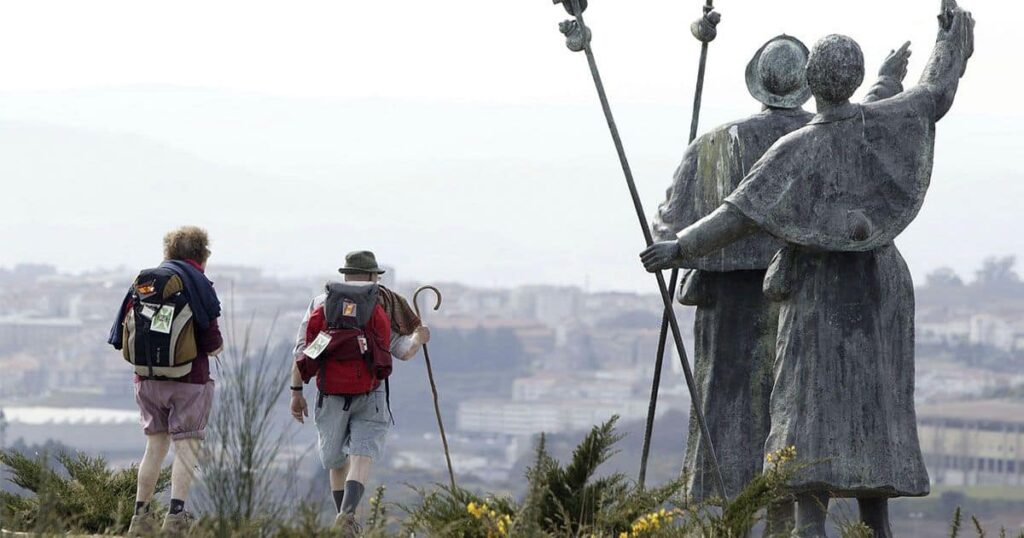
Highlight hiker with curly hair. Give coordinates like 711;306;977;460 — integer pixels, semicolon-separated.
109;225;223;536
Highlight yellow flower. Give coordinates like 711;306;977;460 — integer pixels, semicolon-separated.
767;446;798;466
467;501;487;519
623;508;681;537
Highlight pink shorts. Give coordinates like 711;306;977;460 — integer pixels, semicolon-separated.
134;379;215;440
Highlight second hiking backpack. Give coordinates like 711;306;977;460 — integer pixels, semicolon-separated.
121;267;198;378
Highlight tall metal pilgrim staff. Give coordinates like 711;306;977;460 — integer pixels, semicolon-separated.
549;0;727;499
413;285;457;490
638;0;721;490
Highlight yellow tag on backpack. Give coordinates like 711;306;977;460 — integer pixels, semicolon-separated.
342;300;357;317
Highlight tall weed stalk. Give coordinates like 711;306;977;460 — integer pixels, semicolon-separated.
197;310;304;537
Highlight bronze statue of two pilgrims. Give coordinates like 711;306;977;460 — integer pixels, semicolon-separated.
642;2;974;536
655;31;917;535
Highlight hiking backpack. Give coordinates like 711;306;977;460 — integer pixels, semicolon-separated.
121;267;198;378
298;282;393;396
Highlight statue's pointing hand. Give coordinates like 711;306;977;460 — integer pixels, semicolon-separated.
879;41;912;82
640;241;683;272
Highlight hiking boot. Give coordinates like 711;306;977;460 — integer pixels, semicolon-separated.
161;510;196;536
334;512;362;538
126;511;160;537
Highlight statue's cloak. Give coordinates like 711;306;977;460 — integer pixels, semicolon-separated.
653;108;811;270
726;88;937;251
652;108;811;500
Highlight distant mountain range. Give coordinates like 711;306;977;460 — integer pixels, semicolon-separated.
0;86;1020;291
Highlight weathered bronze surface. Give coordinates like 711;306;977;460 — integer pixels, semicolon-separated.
641;2;974;535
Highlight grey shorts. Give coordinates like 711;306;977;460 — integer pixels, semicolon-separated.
314;389;391;469
135;380;215;440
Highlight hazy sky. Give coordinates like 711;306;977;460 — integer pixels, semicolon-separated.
0;0;1019;291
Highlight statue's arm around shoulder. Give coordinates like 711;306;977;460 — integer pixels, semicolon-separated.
640;203;758;272
916;2;975;121
676;205;759;260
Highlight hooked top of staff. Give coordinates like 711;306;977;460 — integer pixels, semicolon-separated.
413;285;443;318
553;0;588;16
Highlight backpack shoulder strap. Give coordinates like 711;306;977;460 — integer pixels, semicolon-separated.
162;274;185;299
367;303;392;349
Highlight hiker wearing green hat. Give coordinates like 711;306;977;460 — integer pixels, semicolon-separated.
289;250;429;537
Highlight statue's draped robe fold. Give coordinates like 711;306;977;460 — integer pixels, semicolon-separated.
653;108;811;500
727;88;936;252
654;108;811;268
682;270;780;499
723;88;940;497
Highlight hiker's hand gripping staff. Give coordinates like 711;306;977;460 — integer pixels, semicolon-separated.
549;0;728;500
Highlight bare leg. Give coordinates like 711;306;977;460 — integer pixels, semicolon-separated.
329;461;351;491
346;455;372;484
794;492;829;538
857;497;892;538
136;434;171;504
170;438;201;503
764;499;795;538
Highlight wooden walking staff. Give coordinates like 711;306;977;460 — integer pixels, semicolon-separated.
638;0;721;490
413;285;457;490
550;0;728;500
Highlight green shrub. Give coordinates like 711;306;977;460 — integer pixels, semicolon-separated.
402;415;798;538
0;449;170;534
3;414;1018;538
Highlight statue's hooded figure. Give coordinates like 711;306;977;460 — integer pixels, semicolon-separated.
652;35;829;501
653;36;813;267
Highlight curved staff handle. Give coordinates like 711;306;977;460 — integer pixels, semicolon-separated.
413;285;442;317
413;285;456;490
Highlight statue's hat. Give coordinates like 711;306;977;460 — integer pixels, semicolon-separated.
746;35;812;109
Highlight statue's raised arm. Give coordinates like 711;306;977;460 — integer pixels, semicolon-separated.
918;0;975;120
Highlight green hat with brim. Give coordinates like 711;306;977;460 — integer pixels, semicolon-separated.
338;250;386;275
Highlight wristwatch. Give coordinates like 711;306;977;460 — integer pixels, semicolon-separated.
290;386;303;392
